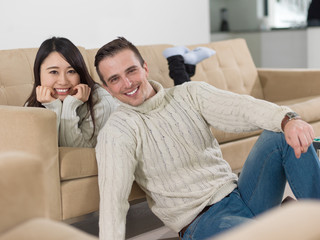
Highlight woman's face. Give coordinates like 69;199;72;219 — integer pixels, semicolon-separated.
40;51;80;101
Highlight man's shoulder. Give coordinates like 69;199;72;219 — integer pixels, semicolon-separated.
169;81;212;97
99;109;136;137
106;107;139;127
173;81;210;90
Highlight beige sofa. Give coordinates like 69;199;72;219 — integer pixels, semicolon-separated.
0;125;97;239
1;150;320;240
1;38;320;224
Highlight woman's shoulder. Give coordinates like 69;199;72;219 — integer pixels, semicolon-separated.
92;84;113;99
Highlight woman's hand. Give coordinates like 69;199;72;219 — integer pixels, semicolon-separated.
72;84;91;102
36;86;56;103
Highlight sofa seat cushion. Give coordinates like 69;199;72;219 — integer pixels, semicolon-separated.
275;96;320;123
59;147;97;181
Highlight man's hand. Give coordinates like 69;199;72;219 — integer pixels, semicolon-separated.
284;119;315;159
36;86;56;103
72;84;91;102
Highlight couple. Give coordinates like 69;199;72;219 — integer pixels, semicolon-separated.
27;36;320;240
94;37;320;240
25;37;213;148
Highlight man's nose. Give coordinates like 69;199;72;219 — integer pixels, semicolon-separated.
123;77;132;87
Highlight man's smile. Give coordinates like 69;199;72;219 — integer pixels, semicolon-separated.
125;86;139;96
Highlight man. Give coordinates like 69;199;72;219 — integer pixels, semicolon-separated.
94;37;320;240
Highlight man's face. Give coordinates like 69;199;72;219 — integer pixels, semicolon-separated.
98;49;155;106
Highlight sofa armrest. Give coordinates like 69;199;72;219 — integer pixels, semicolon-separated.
213;201;320;240
0;105;61;220
0;152;46;233
258;68;320;102
0;218;98;240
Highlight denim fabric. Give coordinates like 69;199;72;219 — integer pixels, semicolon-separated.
181;130;320;240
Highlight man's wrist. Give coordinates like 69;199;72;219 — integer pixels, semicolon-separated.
281;112;301;131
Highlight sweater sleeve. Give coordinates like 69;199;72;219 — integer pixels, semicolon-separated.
96;115;138;240
184;82;292;133
59;86;117;147
42;99;62;135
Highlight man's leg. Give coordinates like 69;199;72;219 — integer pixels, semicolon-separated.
238;130;320;216
181;189;254;240
182;131;320;240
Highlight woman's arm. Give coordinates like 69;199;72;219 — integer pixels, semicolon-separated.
59;86;117;147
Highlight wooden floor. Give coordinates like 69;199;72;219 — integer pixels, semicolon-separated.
70;183;294;240
70;200;178;240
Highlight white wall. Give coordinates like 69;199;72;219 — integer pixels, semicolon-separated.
0;0;210;50
307;27;320;68
211;29;308;68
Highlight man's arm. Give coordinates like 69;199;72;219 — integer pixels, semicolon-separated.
96;116;138;240
182;82;291;133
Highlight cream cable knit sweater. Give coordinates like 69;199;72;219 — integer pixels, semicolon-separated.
43;85;117;147
96;81;291;240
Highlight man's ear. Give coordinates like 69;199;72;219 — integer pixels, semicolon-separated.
143;62;149;77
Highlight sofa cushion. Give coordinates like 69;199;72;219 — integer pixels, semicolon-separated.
0;48;37;106
59;147;97;181
188;39;264;100
276;96;320;123
212;128;262;145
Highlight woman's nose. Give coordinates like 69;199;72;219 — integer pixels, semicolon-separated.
58;73;68;84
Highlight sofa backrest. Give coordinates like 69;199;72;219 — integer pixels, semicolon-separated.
0;48;37;106
189;39;264;99
0;38;263;106
86;39;263;99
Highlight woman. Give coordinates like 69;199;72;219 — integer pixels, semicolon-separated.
25;37;117;147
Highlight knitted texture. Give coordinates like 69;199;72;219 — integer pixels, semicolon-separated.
96;81;291;240
43;85;117;147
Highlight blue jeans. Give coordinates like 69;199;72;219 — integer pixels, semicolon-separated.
181;130;320;240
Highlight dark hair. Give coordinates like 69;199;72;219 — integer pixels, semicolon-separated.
94;37;145;86
25;37;97;138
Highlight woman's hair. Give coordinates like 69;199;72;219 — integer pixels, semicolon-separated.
25;37;97;138
94;37;145;86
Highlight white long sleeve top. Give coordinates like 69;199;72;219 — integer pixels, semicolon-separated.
43;84;117;147
96;80;291;240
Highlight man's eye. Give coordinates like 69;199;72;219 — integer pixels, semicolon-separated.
109;77;119;83
128;68;137;74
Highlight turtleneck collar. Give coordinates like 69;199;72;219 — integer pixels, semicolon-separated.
116;80;166;114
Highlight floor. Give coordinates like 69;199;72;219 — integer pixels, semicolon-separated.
70;184;294;240
69;200;179;240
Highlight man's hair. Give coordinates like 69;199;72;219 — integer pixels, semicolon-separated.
94;37;145;86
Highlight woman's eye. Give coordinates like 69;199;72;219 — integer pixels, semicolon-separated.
68;69;77;74
49;70;58;74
